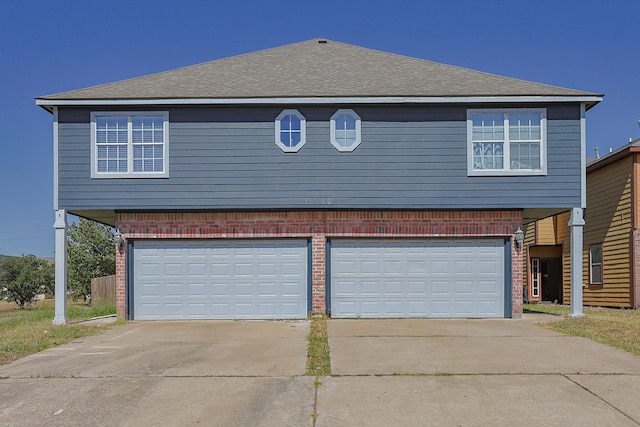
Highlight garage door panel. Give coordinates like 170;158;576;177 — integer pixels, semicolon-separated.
454;260;474;274
211;283;230;295
235;283;254;297
140;263;160;277
281;302;304;316
164;263;183;276
477;300;500;314
383;301;405;316
234;263;254;276
384;281;404;295
186;283;206;295
455;280;474;294
431;280;452;295
256;303;277;316
478;259;499;273
257;283;276;296
188;303;207;316
133;239;308;320
431;260;450;274
407;260;427;274
478;280;500;294
167;283;186;296
281;282;303;296
331;239;506;318
211;303;230;316
187;263;207;276
361;261;381;274
407;301;427;316
360;301;383;316
211;262;230;275
234;303;253;317
258;263;276;276
361;280;382;295
430;300;452;316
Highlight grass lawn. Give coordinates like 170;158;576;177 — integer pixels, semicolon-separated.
306;314;331;376
525;303;640;356
0;299;119;366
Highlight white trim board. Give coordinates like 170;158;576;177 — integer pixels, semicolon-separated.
36;95;603;109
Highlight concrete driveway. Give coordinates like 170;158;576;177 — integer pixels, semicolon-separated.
0;321;314;426
1;315;640;426
321;316;640;426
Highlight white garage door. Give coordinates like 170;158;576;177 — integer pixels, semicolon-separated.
133;239;309;320
330;239;506;318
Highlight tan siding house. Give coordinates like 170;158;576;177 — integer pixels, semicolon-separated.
525;141;640;308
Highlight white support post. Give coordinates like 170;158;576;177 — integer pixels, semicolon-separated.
53;209;68;325
569;207;585;318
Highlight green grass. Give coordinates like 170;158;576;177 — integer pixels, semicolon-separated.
306;314;331;376
67;301;117;320
524;303;569;317
0;299;119;366
525;303;640;356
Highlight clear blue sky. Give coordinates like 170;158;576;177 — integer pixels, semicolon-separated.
1;0;638;257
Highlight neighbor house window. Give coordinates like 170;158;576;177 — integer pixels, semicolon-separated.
467;109;546;175
589;244;603;285
91;112;169;178
531;258;540;298
330;109;361;152
275;110;306;152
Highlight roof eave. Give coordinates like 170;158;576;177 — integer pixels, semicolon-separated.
587;143;640;173
35;95;603;113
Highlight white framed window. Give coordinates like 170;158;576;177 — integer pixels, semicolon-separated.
91;112;169;178
275;110;306;152
330;109;361;152
589;244;603;285
467;109;546;176
531;258;540;298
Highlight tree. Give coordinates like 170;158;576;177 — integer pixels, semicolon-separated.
67;219;116;301
0;255;54;308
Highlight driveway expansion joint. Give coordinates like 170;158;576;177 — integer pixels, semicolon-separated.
327;372;585;378
563;374;640;426
4;374;306;380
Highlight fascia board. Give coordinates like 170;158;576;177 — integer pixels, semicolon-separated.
36;95;603;109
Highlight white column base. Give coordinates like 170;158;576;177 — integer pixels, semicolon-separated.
568;207;585;318
53;210;67;325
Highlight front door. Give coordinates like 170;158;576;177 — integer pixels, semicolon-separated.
540;258;562;303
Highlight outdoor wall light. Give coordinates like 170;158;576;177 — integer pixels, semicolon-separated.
514;227;525;248
113;231;124;250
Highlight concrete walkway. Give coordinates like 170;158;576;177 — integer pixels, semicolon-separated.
0;315;639;426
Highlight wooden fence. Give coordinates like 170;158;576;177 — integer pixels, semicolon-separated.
91;275;116;305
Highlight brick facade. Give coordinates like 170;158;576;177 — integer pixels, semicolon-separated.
115;210;524;318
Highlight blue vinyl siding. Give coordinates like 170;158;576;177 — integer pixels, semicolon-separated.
57;104;582;212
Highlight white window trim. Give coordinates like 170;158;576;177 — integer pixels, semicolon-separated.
90;111;169;178
275;109;306;152
330;109;361;152
467;108;547;176
531;258;540;298
589;243;603;285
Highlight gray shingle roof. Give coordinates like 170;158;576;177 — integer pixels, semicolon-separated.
38;39;601;101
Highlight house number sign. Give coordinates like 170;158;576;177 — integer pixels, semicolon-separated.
304;198;332;205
